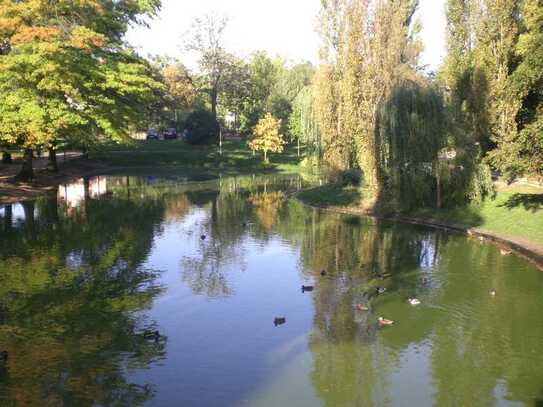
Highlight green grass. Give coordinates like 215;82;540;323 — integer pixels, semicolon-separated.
298;183;543;246
411;185;543;245
91;139;303;175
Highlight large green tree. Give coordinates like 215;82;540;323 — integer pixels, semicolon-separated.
0;0;162;180
493;0;543;177
316;0;422;196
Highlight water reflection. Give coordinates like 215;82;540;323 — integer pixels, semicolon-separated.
1;174;543;406
0;178;167;405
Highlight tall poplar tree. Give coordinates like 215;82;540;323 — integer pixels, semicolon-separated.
316;0;421;195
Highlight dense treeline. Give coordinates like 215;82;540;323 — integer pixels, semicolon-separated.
310;0;541;211
1;1;540;206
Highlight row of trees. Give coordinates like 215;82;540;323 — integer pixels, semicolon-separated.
0;0;164;180
442;0;543;179
308;0;541;211
0;6;315;177
152;14;315;142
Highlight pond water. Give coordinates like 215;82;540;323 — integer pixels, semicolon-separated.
1;173;543;406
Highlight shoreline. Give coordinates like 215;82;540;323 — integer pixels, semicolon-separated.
3;162;542;271
294;189;543;272
0;158;119;205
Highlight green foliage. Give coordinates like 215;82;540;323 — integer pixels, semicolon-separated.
184;109;219;145
375;80;447;210
442;0;542;180
237;51;314;136
0;0;163;179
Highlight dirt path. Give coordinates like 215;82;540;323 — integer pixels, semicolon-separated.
0;154;115;204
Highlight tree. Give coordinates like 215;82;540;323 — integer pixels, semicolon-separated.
184;14;230;121
491;0;543;177
248;114;285;163
315;0;422;193
239;51;279;133
473;0;522;178
0;0;162;180
289;85;321;158
216;55;252;131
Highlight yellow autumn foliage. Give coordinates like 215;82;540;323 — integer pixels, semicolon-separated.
248;113;285;162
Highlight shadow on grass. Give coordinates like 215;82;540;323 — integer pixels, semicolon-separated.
499;193;543;213
297;184;364;207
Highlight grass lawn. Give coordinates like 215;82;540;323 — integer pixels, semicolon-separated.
413;184;543;245
91;139;303;175
298;183;543;246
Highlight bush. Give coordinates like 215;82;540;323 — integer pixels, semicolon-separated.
340;169;362;186
184;109;219;145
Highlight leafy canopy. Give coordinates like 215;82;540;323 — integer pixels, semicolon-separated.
248;113;285;162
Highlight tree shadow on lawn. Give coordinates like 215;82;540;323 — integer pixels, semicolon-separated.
499;193;543;213
298;185;364;207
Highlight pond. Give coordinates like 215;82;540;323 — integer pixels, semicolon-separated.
1;173;543;406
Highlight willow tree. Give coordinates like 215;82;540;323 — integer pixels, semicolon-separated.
316;0;422;196
0;0;162;180
375;80;447;210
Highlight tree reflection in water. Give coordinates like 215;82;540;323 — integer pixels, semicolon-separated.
1;174;543;406
0;179;166;406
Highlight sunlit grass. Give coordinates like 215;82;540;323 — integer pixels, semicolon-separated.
92;139;303;174
298;183;543;246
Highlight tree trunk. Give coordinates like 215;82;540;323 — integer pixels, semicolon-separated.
211;87;218;121
16;149;34;181
3;204;12;232
1;152;12;164
435;163;442;209
436;172;442;209
47;148;58;172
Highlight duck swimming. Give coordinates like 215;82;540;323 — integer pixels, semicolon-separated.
378;317;394;326
355;304;369;311
200;235;206;240
408;298;421;305
301;285;314;293
274;317;286;327
376;287;387;295
490;289;497;297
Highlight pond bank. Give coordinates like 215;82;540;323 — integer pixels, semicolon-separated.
295;184;543;271
0;158;117;205
0;140;304;205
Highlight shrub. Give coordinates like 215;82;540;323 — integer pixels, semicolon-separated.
184;109;219;145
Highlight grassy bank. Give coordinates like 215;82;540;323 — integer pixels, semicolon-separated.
297;183;543;247
92;139;303;175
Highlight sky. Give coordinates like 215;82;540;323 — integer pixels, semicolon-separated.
126;0;446;72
